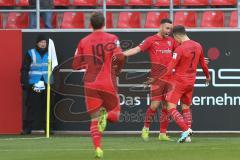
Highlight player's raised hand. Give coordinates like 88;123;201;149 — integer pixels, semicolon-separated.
204;57;210;65
143;77;156;88
206;76;211;86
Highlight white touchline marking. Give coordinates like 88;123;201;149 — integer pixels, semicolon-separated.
0;137;46;141
0;148;145;152
0;147;235;152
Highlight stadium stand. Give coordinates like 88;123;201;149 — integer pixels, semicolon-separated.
144;12;169;28
117;12;141;28
61;12;85;28
201;11;225;28
72;0;98;6
17;0;29;6
53;0;71;6
106;0;126;6
0;0;238;29
154;0;180;7
211;0;237;6
0;14;2;29
182;0;209;6
6;12;29;29
0;0;16;6
106;12;113;28
40;13;58;28
128;0;152;6
229;11;237;27
174;11;197;28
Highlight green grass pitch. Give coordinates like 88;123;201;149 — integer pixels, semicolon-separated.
1;135;240;160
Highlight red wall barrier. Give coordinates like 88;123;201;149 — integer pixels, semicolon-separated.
0;30;22;134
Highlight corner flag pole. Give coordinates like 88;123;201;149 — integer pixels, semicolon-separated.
46;58;52;138
46;38;58;138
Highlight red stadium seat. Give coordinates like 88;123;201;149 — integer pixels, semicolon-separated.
0;14;3;29
128;0;152;6
61;12;85;29
174;11;197;28
54;0;70;6
6;12;29;29
117;12;141;28
183;0;208;6
106;0;126;6
144;12;169;28
201;11;225;28
40;13;58;28
106;12;113;28
0;0;15;6
155;0;180;7
229;11;237;27
72;0;98;6
17;0;29;6
211;0;237;6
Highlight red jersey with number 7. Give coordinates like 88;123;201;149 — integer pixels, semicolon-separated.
168;40;210;85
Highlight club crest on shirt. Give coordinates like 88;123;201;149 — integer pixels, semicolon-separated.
167;41;172;46
154;41;160;45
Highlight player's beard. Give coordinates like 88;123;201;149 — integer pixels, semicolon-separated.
162;34;168;38
161;32;169;38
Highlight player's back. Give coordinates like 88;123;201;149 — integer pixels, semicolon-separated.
173;40;203;85
80;31;121;87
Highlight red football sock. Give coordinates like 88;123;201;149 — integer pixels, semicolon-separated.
183;108;192;128
90;120;102;149
144;107;157;128
169;108;188;131
160;108;170;134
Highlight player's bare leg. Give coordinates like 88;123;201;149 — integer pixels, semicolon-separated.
181;103;192;142
159;101;172;141
167;102;192;143
142;100;160;141
90;110;104;158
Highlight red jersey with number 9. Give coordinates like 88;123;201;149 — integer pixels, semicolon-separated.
72;31;122;88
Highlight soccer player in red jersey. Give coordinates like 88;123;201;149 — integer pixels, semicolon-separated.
164;25;211;143
123;19;178;141
72;12;124;158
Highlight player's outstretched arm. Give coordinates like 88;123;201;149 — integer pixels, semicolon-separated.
123;46;141;57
